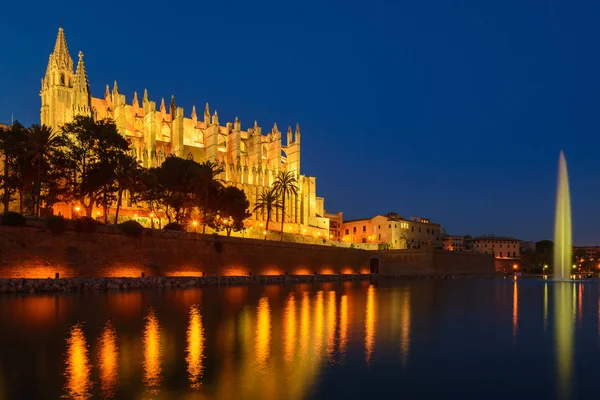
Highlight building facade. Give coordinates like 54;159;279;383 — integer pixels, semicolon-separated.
340;213;443;249
40;27;328;235
443;235;465;252
470;235;520;259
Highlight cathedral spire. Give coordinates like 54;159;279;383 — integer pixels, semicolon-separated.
169;95;176;118
143;89;149;103
160;97;166;113
72;51;91;117
295;122;301;143
51;27;73;70
191;105;197;120
73;51;89;93
204;102;210;124
132;91;139;108
104;84;110;100
287;126;292;145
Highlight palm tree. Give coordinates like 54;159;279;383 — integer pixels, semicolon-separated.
198;160;224;234
113;154;141;224
27;124;64;217
272;170;298;241
253;187;282;239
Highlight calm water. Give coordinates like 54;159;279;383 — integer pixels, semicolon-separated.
0;278;599;399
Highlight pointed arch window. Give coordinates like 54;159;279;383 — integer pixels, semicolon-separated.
60;74;65;86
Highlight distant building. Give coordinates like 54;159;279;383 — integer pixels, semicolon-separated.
340;212;443;249
471;235;520;258
471;235;520;272
443;235;465;251
573;246;600;261
520;241;536;254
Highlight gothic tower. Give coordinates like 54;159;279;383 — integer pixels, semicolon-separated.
40;27;77;132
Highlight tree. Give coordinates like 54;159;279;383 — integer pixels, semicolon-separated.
272;170;298;241
197;160;224;234
253;187;282;239
0;122;28;214
139;167;166;228
61;116;129;218
155;155;201;225
113;153;141;224
212;186;250;236
26;124;66;217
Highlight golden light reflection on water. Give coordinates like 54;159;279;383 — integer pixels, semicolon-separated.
400;289;411;366
365;285;376;364
284;293;296;365
314;291;324;360
512;279;518;341
300;292;310;356
255;297;271;370
143;308;162;393
64;323;92;399
326;291;337;362
186;305;205;388
339;295;348;358
555;282;575;400
98;320;118;398
544;282;549;331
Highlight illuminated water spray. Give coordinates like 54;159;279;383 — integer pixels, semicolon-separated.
552;150;575;400
553;151;572;281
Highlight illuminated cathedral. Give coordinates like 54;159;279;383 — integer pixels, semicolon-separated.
40;27;329;235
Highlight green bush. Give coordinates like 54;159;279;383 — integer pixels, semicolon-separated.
46;215;67;235
119;220;144;237
164;222;183;231
75;216;99;233
2;212;26;227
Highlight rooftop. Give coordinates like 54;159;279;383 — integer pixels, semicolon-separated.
471;236;520;242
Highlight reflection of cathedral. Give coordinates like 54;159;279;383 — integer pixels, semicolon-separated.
40;27;329;234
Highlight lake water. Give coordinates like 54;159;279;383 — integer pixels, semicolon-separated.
0;278;599;399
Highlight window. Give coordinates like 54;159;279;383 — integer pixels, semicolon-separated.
362;226;366;232
419;228;421;233
500;252;503;257
427;228;430;234
411;227;414;232
513;252;516;257
378;225;380;229
345;229;349;235
60;73;65;86
353;227;356;233
389;224;391;228
378;234;381;240
362;238;366;243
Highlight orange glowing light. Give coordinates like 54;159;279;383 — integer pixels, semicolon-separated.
255;297;271;370
186;305;205;388
134;214;138;218
74;206;81;212
143;309;162;393
98;320;118;398
193;221;198;226
365;285;376;364
96;211;101;216
284;293;296;365
513;264;518;270
150;213;155;218
64;323;92;399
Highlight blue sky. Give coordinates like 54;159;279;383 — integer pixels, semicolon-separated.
1;0;599;244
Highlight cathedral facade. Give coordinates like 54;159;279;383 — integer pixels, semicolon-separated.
40;27;329;235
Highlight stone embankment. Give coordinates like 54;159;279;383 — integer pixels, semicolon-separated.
0;273;498;294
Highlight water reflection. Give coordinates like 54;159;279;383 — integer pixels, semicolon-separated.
255;297;271;371
143;308;162;393
64;323;92;399
284;293;296;365
400;289;411;366
186;305;205;388
512;279;519;341
326;291;337;362
365;284;376;364
339;295;348;358
98;320;118;398
555;282;575;400
544;282;549;331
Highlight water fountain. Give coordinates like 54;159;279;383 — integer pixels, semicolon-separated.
554;150;572;281
553;150;575;400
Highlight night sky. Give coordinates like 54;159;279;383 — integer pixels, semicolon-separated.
1;0;599;244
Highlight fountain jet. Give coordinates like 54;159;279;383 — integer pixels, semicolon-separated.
553;150;572;281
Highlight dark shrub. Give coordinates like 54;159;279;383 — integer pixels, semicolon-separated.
119;220;144;238
2;212;26;227
163;222;183;231
46;215;67;235
75;216;99;233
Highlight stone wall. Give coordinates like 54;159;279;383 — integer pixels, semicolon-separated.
0;226;495;279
